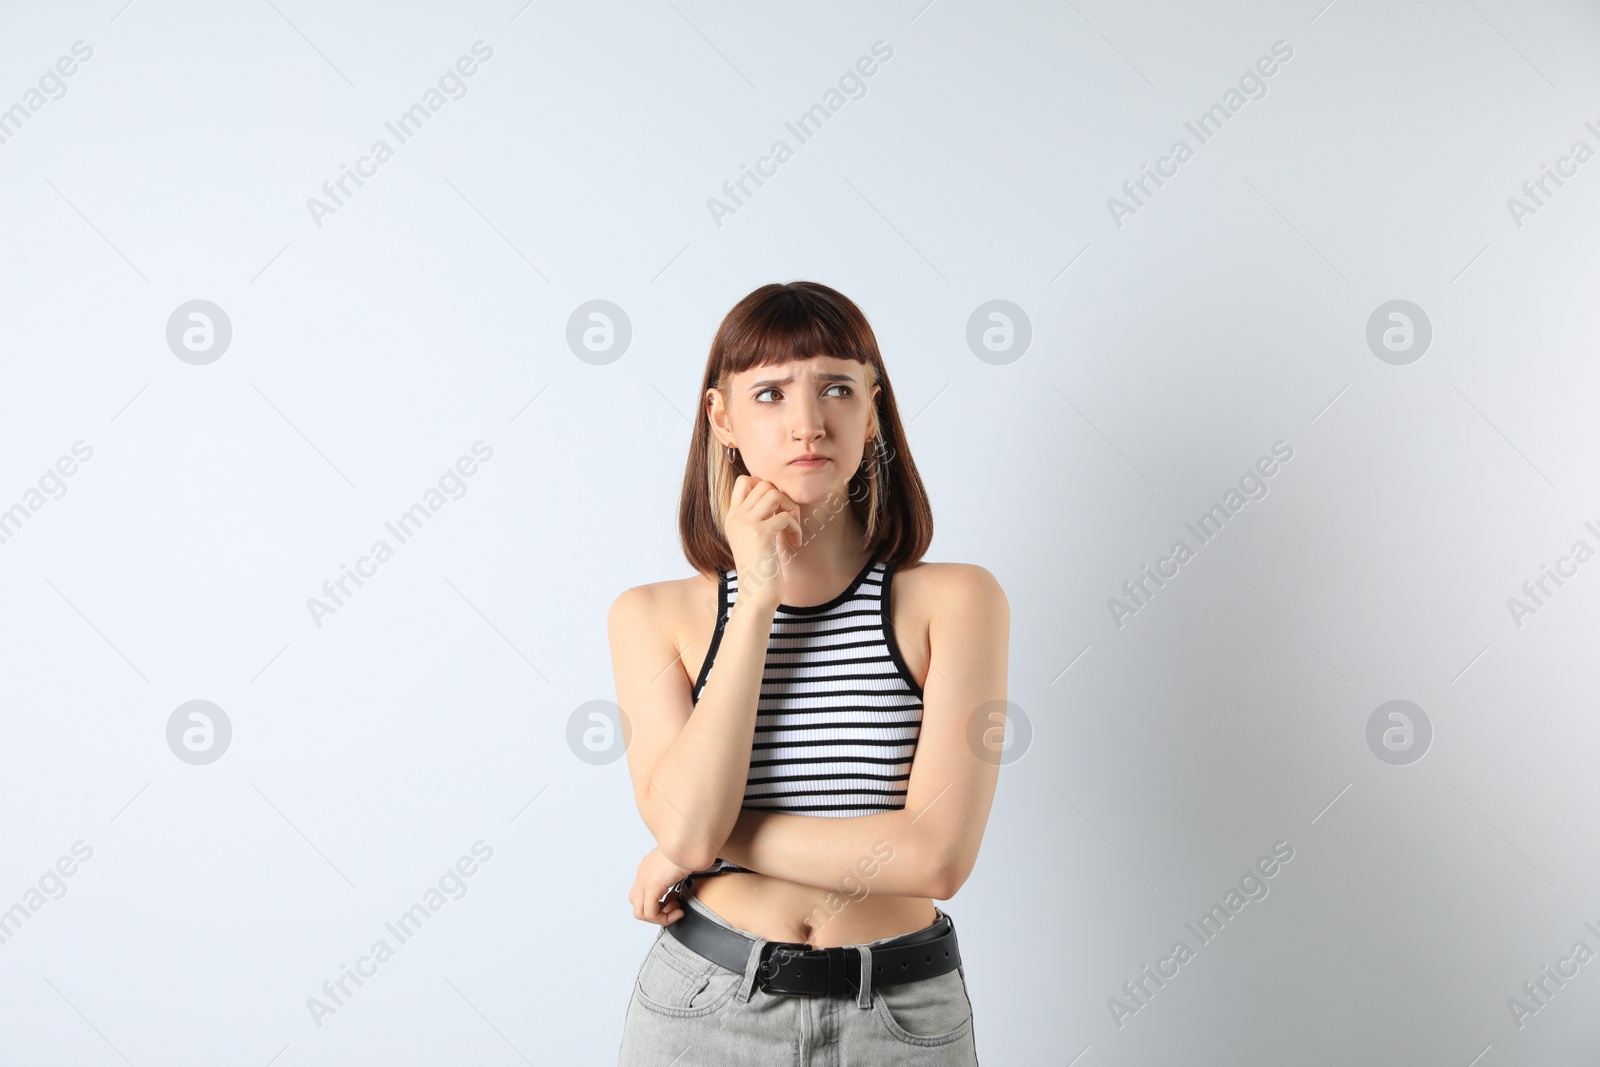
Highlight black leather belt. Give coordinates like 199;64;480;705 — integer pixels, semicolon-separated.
665;882;961;997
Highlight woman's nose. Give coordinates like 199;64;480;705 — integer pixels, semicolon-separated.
789;401;824;439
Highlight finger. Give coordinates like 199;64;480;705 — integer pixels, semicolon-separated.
741;480;778;517
641;889;663;924
771;498;803;532
760;512;799;537
652;885;683;924
735;474;772;511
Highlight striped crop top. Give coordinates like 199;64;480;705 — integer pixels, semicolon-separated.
688;557;926;878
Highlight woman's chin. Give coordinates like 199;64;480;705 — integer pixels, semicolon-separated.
779;478;846;506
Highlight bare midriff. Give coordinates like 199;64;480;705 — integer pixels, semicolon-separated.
686;866;938;949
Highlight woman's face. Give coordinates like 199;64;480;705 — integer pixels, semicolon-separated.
709;356;880;505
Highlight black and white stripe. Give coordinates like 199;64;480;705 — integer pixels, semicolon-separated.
692;558;925;821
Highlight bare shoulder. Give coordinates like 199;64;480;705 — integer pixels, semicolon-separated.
894;560;1007;615
889;563;1007;695
610;574;699;625
608;572;721;672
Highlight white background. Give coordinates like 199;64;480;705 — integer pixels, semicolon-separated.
2;1;1599;1063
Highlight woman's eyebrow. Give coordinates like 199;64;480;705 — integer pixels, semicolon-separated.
749;371;857;389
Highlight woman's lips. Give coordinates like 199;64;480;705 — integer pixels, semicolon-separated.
789;456;830;467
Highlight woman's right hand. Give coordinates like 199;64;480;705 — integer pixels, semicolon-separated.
629;846;692;926
725;474;802;609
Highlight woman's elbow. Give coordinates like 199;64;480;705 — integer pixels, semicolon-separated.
929;850;976;900
657;827;716;872
639;788;713;871
659;838;716;870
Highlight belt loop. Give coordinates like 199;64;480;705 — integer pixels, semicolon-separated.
856;944;873;1009
737;937;767;1004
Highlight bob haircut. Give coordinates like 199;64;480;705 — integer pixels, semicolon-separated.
678;281;933;579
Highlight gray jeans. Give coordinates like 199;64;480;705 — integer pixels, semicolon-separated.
618;893;979;1065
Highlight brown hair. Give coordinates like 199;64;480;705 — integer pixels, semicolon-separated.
678;281;933;578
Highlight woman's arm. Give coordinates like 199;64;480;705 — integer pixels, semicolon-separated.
717;564;1009;898
717;808;939;897
609;582;779;871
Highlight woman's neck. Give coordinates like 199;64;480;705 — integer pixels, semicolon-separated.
768;510;873;607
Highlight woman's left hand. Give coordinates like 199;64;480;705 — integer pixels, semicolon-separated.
629;846;693;925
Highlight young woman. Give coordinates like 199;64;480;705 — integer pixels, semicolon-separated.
609;281;1008;1065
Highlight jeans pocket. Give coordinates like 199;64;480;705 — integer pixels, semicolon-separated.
872;969;974;1047
632;931;743;1019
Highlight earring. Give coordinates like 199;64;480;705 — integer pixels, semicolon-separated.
727;444;738;464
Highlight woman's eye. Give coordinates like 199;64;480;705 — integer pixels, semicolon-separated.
753;384;850;403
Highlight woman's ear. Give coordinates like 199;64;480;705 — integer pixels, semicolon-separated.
706;389;733;448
